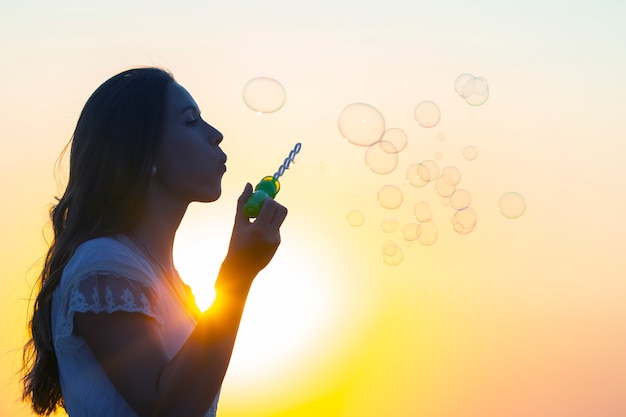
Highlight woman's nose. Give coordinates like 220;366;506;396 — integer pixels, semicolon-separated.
206;123;223;142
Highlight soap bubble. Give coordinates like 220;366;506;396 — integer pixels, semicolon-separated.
450;188;472;210
346;210;364;226
440;166;462;186
402;222;422;241
377;185;403;209
413;201;432;222
417;160;440;182
242;77;286;114
381;217;399;233
454;73;489;106
454;73;474;97
338;102;385;146
498;192;526;219
380;128;408;153
450;207;477;234
414;100;441;128
365;140;399;174
406;163;429;187
435;176;456;197
463;145;478;161
382;240;403;266
463;77;489;106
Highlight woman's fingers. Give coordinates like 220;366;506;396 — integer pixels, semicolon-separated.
255;198;287;229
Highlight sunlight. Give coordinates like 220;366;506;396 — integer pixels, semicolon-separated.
174;241;219;311
172;212;374;412
170;200;389;415
175;227;339;375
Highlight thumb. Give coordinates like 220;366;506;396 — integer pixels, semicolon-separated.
235;183;254;221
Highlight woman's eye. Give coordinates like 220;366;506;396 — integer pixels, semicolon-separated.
185;109;201;125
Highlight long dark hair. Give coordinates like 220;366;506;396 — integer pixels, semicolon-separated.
22;67;174;415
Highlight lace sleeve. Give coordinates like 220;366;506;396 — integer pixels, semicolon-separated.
69;272;160;317
54;272;163;354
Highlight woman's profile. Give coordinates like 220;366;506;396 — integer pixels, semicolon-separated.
22;67;288;416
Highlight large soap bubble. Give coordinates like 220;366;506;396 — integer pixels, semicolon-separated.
338;102;386;146
242;77;287;114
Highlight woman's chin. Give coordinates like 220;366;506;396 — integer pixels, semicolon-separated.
196;188;221;203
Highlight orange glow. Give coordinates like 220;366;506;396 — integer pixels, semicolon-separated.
3;2;626;417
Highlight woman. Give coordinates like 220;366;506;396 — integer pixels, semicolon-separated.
22;67;288;416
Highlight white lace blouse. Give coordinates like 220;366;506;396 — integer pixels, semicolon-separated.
51;235;219;416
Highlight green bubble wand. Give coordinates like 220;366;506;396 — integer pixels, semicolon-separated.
243;142;302;218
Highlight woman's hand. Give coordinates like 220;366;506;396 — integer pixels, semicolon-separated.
221;183;288;285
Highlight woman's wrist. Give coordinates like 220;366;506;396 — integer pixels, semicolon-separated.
214;257;256;296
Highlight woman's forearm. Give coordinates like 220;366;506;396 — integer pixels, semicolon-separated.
154;262;255;417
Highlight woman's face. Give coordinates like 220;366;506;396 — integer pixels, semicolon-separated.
154;82;227;203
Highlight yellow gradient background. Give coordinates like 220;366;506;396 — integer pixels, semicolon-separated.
2;1;626;416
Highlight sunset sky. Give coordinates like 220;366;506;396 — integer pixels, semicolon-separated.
2;1;626;416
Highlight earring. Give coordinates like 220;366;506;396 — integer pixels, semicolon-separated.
151;166;157;176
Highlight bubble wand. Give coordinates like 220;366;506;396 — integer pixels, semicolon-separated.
244;142;302;218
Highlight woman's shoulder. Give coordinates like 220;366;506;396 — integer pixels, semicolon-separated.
73;235;131;257
62;235;153;283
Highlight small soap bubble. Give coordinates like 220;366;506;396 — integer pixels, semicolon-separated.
406;163;429;188
338;102;386;146
463;76;489;106
468;76;489;95
383;241;398;256
450;207;477;234
450;188;472;210
440;166;462;186
402;223;422;242
346;210;365;226
377;185;404;209
381;217;399;233
435;176;456;197
454;73;475;97
498;192;526;219
463;145;478;161
417;220;438;246
380;128;408;153
413;201;432;222
365;141;399;174
402;222;422;241
434;151;442;160
242;77;286;114
414;100;441;128
382;241;404;266
436;132;446;141
454;73;489;106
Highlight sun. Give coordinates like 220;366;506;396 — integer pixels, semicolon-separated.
173;236;219;311
171;200;385;414
173;226;337;371
171;216;372;408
